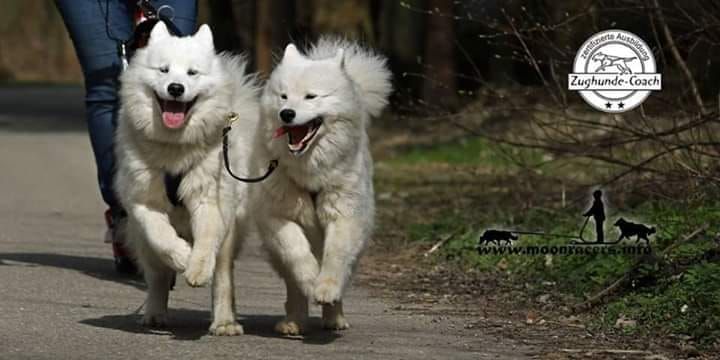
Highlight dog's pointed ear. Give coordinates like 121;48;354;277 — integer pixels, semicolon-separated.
194;24;215;51
149;21;171;46
282;44;304;63
334;48;345;69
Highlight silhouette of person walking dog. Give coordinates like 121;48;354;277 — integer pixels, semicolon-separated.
477;189;656;249
574;189;656;245
581;190;606;244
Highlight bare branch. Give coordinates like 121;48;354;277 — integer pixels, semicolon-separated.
651;0;707;114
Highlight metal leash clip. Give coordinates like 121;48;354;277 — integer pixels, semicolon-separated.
227;112;239;125
118;42;129;71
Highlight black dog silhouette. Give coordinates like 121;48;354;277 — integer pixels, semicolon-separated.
479;230;518;246
614;218;655;244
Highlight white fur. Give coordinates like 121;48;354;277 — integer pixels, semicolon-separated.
220;37;392;335
114;22;257;335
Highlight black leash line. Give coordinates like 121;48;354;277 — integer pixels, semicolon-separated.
498;230;581;240
578;216;590;241
222;113;278;183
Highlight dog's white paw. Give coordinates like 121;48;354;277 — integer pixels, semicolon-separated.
313;276;342;305
323;314;350;331
293;261;320;298
142;312;168;328
209;320;244;336
274;319;305;336
184;249;215;287
164;242;191;273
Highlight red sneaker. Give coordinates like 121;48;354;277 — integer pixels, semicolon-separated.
104;209;137;275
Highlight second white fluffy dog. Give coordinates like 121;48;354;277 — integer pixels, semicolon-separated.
220;38;392;335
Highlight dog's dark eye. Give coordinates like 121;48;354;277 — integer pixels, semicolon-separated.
280;94;287;100
159;66;169;73
187;69;198;76
305;94;317;100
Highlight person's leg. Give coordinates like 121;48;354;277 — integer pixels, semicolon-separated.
56;1;198;274
57;0;136;272
55;0;198;211
56;0;133;211
155;0;198;35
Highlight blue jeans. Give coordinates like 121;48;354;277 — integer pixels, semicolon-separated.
55;0;197;211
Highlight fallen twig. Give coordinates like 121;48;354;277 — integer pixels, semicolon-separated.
574;273;629;313
424;232;457;257
559;348;653;355
658;223;709;258
574;224;708;312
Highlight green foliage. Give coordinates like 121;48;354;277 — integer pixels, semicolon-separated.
390;138;720;346
601;262;720;343
388;137;543;169
407;217;465;244
416;202;720;344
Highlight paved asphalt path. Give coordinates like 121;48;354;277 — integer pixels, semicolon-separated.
0;86;533;359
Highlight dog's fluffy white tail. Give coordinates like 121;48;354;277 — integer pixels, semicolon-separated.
307;37;392;117
218;52;260;96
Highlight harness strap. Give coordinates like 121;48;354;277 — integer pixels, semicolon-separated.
164;172;183;207
309;191;319;208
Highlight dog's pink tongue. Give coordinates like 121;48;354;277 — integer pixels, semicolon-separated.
162;101;187;129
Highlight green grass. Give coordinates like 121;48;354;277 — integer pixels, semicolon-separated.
387;136;544;169
387;136;720;347
432;198;720;345
599;261;720;343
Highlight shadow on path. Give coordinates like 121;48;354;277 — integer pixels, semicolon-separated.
80;309;209;341
0;252;144;290
1;251;343;344
0;85;86;132
81;310;342;344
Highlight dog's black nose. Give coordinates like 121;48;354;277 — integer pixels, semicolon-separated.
280;109;296;123
167;83;184;98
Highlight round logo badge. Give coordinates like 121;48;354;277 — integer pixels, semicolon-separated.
568;30;662;113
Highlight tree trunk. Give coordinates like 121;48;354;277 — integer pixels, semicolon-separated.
255;0;293;76
229;0;256;69
311;0;374;42
209;0;243;52
422;0;457;108
379;0;425;103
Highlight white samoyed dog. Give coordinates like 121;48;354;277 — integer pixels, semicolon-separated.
220;38;392;335
114;22;257;335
